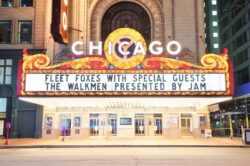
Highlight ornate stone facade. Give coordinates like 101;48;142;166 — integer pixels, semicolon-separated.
46;0;205;64
89;0;164;42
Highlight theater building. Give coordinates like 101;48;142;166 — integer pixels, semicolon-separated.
18;37;233;139
3;0;234;139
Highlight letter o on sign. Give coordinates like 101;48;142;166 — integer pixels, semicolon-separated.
64;0;68;5
59;0;68;43
62;0;68;31
62;12;67;31
166;41;182;55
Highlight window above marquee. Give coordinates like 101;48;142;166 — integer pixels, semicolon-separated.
20;0;33;7
0;0;13;7
0;0;34;7
0;20;34;46
0;21;12;44
0;59;12;85
18;21;32;44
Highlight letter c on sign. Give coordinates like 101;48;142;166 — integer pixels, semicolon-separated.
72;41;84;55
118;41;130;56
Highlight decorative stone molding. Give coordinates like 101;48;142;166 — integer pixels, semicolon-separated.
89;0;164;42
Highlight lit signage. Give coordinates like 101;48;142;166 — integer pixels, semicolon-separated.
71;29;182;68
71;40;182;56
25;73;226;92
51;0;68;44
71;28;182;69
18;28;234;96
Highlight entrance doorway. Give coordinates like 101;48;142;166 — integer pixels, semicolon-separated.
101;2;151;44
181;118;191;129
17;110;36;138
181;114;193;135
60;118;71;136
154;118;163;135
135;114;145;135
89;114;118;137
135;114;163;136
109;114;117;136
89;114;99;136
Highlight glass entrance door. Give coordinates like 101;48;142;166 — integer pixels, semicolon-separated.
109;114;117;135
154;118;162;135
181;113;193;135
60;119;71;136
90;114;99;136
181;118;191;129
181;117;192;135
135;115;145;135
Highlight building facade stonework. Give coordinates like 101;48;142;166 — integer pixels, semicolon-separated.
0;0;48;138
2;0;225;139
48;0;205;64
38;0;213;139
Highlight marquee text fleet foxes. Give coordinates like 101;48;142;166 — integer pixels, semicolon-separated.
44;74;206;91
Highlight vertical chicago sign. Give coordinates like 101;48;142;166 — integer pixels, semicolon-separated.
51;0;68;44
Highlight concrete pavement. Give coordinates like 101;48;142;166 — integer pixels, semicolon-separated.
0;137;249;148
1;147;250;166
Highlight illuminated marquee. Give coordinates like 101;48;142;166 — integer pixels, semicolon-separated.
18;28;234;96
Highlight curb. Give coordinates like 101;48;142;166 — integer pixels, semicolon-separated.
0;145;250;149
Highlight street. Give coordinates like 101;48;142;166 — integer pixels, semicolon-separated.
0;147;250;166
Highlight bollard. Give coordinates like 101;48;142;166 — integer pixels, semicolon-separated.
4;122;11;145
61;127;66;142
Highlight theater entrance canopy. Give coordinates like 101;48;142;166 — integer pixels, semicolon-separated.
19;97;232;110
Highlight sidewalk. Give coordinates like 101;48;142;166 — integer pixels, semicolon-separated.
0;137;249;148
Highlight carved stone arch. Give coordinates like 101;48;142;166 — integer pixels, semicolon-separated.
89;0;164;42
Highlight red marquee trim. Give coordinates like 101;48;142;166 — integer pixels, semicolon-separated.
228;59;234;96
17;60;23;96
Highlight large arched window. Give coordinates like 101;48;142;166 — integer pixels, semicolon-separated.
101;2;151;44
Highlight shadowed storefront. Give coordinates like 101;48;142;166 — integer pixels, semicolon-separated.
209;96;250;137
